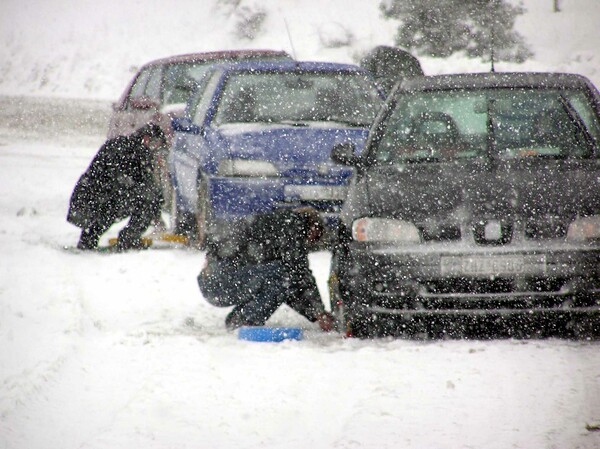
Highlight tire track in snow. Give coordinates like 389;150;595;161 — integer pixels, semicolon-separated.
0;262;98;422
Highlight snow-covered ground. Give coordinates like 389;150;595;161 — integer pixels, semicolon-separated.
2;0;600;447
1;127;599;449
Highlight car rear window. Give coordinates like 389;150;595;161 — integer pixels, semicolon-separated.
374;88;600;164
162;62;216;106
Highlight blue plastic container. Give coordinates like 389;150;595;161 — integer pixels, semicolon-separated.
238;326;303;342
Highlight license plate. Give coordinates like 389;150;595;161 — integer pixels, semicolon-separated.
284;185;347;201
441;255;535;276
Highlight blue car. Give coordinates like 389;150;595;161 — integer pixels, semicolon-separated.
168;60;383;244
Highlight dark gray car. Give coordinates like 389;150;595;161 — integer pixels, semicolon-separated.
330;72;600;339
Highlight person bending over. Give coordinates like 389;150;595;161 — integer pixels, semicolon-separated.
67;124;166;251
198;207;334;331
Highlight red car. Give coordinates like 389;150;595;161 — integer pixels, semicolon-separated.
106;50;292;216
107;49;292;139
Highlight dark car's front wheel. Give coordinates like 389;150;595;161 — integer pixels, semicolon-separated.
568;315;600;340
329;271;398;338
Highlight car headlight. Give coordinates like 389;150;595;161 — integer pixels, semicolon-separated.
567;216;600;241
352;217;421;243
217;159;279;177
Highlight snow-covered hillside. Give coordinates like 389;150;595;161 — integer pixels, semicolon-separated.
1;0;599;100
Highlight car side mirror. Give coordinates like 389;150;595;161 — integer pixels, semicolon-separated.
331;142;359;166
129;96;159;110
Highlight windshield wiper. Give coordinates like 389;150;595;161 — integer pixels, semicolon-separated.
326;117;371;128
278;119;310;127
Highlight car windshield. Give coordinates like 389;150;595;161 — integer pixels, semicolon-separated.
213;71;382;127
373;88;600;164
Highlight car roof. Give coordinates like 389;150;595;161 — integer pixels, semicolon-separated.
141;49;291;67
399;72;596;92
212;60;370;74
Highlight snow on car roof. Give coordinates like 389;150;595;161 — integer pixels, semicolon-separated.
211;59;371;74
399;72;596;92
140;49;292;67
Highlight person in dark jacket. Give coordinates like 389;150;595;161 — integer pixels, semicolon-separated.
67;124;166;250
197;207;335;331
360;45;424;95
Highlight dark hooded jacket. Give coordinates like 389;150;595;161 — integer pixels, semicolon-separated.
67;127;162;228
360;45;423;95
203;208;326;321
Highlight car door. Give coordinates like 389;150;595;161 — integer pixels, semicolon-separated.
170;70;223;213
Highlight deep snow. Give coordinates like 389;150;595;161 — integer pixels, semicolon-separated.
1;131;600;448
1;0;600;448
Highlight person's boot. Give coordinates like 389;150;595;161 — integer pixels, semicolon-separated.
225;306;262;330
114;236;150;251
77;227;101;250
225;308;248;330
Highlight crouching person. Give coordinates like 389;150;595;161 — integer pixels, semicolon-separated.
67;124;166;251
198;207;335;332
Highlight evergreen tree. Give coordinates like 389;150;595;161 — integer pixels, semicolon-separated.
380;0;533;62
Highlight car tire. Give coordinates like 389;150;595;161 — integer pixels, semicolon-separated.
569;316;600;341
172;193;197;239
195;177;211;249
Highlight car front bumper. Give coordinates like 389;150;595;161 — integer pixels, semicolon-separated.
208;176;346;224
342;241;600;321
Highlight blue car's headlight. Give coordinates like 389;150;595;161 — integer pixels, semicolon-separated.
217;159;279;177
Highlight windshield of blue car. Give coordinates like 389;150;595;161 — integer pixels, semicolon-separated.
372;88;600;164
213;71;382;127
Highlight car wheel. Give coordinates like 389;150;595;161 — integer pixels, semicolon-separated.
155;146;174;213
569;316;600;341
330;274;390;338
172;194;196;238
195;177;211;248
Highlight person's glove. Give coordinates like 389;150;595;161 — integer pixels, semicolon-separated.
316;312;335;332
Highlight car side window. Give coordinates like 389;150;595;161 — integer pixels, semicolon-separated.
126;66;161;109
567;95;600;151
144;67;162;103
128;68;152;103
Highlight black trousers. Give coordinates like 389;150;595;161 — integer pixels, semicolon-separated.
78;189;162;249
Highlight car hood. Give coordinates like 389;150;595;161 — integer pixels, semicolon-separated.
216;124;369;176
364;159;600;223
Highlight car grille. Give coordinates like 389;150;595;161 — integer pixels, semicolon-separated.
417;216;570;244
425;277;566;295
472;220;513;245
369;276;600;311
374;277;566;296
524;217;568;239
